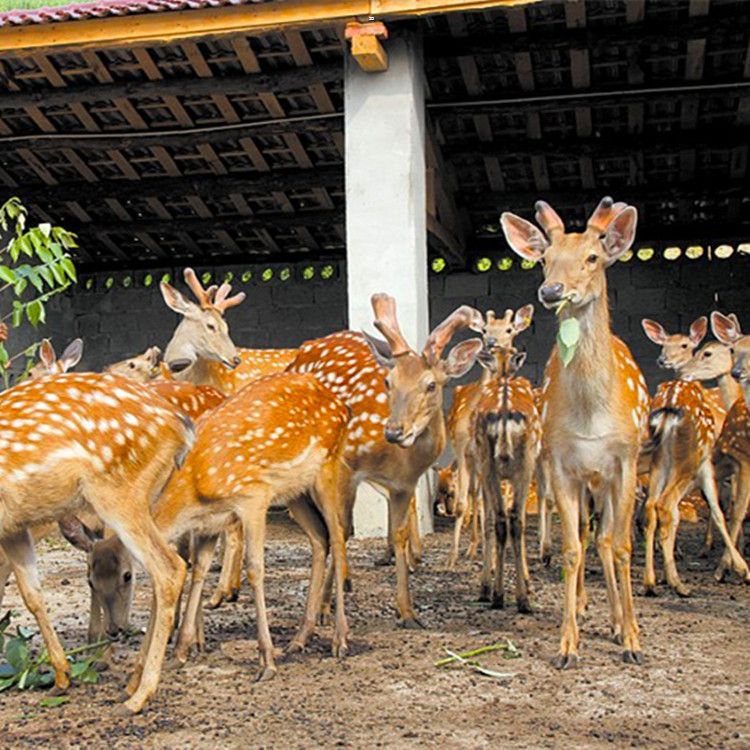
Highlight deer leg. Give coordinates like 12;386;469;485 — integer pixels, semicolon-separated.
388;490;422;628
478;489;496;602
407;495;422;569
612;463;642;665
551;473;582;670
716;462;750;582
576;495;590;619
467;480;482;560
241;505;277;682
174;534;218;663
642;460;668;595
207;517;243;609
696;462;750;583
488;475;508;610
596;492;623;643
0;553;12;611
656;479;691;597
510;469;533;613
537;460;553;566
447;456;471;569
287;496;329;653
1;530;70;693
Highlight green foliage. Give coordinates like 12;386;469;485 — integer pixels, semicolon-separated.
0;197;78;389
555;300;581;368
0;610;107;694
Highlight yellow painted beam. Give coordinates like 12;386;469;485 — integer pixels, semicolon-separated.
350;34;389;72
0;0;536;55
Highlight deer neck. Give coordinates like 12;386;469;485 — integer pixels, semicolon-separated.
717;372;742;409
554;290;616;420
174;358;224;392
415;403;447;464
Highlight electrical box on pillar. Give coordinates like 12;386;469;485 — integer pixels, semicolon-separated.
345;21;389;72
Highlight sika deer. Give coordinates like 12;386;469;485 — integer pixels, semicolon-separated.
0;372;192;712
28;337;83;379
287;296;484;632
642;379;749;596
445;305;534;568
474;350;541;612
501;197;649;667
127;373;351;683
105;346;162;382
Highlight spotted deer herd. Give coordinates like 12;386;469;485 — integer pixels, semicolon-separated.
1;196;749;713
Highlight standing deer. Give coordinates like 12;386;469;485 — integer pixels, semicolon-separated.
0;372;192;712
709;312;750;579
286;295;484;633
445;305;534;568
501;197;649;667
474;350;541;612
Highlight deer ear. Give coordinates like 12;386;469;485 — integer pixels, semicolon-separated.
362;331;395;370
728;313;741;329
689;316;708;346
39;339;55;370
442;338;484;380
500;213;548;262
711;311;742;345
509;350;527;374
59;338;83;371
513;304;534;333
641;318;667;345
160;282;200;319
602;206;637;264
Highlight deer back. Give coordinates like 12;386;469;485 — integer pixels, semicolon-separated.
714;398;750;464
199;348;299;395
147;381;225;420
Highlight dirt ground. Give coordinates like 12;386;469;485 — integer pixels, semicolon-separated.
1;513;749;750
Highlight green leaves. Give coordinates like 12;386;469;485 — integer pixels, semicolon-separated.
555;299;581;368
40;695;69;708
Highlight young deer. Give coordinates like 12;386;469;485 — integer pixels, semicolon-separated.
474;350;541;612
445;305;534;568
709;312;750;579
28;337;83;379
127;372;351;683
0;372;192;713
287;295;484;632
642;379;749;596
105;346;162;383
501;197;649;667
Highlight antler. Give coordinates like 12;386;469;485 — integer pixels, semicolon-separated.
423;305;485;364
371;293;411;357
534;200;565;238
586;196;629;235
213;282;246;313
183;268;216;310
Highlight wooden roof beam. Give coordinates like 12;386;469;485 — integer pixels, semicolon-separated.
345;22;388;72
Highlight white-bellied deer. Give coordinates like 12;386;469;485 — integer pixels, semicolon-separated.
122;372;351;684
0;372;192;712
105;346;162;382
445;305;534;568
287;295;484;631
474;350;541;612
501;197;649;667
709;312;750;579
642;379;749;596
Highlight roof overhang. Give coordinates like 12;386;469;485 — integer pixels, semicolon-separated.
0;0;535;55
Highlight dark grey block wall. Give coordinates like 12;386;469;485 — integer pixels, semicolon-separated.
10;255;748;388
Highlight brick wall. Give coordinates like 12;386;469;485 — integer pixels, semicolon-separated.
10;254;749;388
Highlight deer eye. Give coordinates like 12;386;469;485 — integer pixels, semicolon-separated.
426;381;437;393
207;323;217;332
682;343;688;349
128;362;135;369
123;571;132;583
384;377;391;390
704;351;712;358
586;254;598;264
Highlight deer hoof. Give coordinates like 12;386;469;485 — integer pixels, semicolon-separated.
490;594;504;610
611;630;623;646
542;553;552;567
552;652;578;670
643;585;657;597
285;641;305;656
205;595;224;610
623;650;643;665
478;585;492;603
398;617;424;630
226;588;240;603
255;666;277;683
516;597;532;615
674;584;691;598
344;577;353;593
332;640;349;659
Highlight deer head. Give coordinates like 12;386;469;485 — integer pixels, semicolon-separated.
681;340;733;383
484;305;534;351
641;316;707;372
364;294;484;448
500;197;637;312
88;536;134;641
105;346;162;382
712;312;750;385
161;268;244;374
28;338;84;379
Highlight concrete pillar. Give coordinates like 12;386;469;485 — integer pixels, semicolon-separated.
345;30;433;538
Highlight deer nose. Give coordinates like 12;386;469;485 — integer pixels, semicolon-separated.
657;354;667;368
485;336;498;349
539;283;564;305
232;355;242;367
731;365;744;381
384;425;404;444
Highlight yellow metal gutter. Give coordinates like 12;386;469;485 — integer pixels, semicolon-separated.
0;0;534;55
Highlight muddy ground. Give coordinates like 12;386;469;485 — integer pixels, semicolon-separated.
0;513;748;749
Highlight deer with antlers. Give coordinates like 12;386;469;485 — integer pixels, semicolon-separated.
473;349;541;611
444;305;534;569
0;371;193;712
501;197;650;667
286;295;484;633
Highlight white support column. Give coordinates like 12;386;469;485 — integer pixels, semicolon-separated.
345;31;434;538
